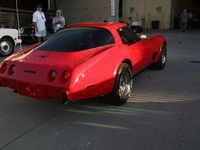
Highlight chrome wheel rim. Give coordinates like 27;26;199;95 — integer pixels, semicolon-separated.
118;72;132;99
161;54;166;65
0;41;12;54
161;48;166;65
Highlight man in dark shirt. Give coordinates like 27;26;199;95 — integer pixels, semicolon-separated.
180;9;190;32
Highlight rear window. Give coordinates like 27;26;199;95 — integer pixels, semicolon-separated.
35;27;115;52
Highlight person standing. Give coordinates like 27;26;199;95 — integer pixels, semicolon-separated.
188;12;193;29
33;4;46;42
52;9;65;32
180;9;190;32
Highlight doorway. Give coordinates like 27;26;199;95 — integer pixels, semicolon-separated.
119;0;122;19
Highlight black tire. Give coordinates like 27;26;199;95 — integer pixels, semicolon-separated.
132;26;143;33
0;38;14;56
132;26;139;33
153;44;167;70
138;27;143;33
31;35;37;43
108;63;133;105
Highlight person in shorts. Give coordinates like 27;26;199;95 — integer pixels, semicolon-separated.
33;4;46;42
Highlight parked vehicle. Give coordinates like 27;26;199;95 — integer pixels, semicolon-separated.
19;25;37;43
128;17;143;33
0;23;166;105
20;20;53;43
0;28;22;56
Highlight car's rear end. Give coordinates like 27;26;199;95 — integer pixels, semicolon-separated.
0;25;120;101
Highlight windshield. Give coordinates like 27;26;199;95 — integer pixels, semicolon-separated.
35;27;115;52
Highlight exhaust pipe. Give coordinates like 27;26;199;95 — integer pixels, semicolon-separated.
13;89;18;93
62;91;69;105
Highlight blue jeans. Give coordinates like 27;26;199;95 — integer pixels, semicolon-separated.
182;23;188;32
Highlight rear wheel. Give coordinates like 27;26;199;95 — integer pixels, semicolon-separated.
153;44;167;70
108;63;133;105
0;38;14;56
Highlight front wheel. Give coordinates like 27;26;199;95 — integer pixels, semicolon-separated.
153;43;167;70
0;38;14;56
108;63;133;105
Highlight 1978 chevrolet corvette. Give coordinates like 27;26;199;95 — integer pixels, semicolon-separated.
0;23;166;105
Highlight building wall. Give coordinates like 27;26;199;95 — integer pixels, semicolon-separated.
56;0;177;29
56;0;111;24
0;7;55;28
124;0;171;29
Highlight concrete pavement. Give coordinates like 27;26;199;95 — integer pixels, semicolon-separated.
0;29;200;150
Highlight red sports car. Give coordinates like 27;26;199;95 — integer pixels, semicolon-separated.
0;23;166;105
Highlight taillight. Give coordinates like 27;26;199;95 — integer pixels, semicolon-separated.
63;70;71;80
8;64;16;75
51;69;57;79
12;65;16;72
59;70;71;84
1;63;8;73
47;69;57;82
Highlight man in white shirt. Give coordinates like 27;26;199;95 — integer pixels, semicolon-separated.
33;4;46;43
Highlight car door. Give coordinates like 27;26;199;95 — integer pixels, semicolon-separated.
117;27;152;74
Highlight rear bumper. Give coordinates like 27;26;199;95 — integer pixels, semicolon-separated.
15;39;22;45
0;77;66;100
0;77;91;101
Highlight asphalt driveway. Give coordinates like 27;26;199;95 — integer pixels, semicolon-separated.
0;29;200;150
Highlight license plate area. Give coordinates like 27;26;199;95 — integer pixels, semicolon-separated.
18;82;46;99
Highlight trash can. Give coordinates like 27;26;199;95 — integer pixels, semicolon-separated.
152;21;160;29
